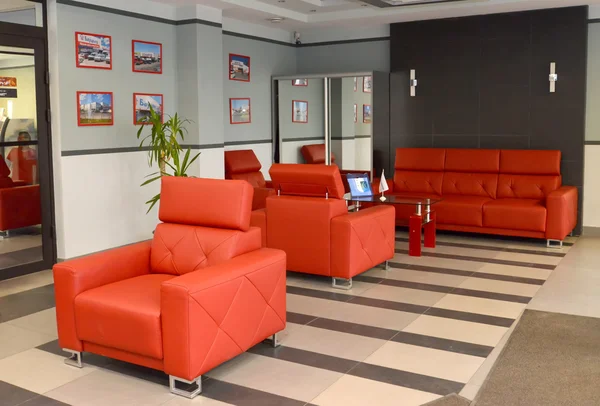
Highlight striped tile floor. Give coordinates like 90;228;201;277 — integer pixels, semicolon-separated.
0;231;575;406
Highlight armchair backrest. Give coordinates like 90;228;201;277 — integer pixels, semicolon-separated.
151;176;260;276
224;149;266;188
300;144;336;165
267;164;347;275
0;155;14;188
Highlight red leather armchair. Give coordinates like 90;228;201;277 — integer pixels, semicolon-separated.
224;149;274;210
53;177;287;399
251;164;395;289
0;155;41;232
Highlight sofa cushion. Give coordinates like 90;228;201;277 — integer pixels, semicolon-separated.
393;171;443;195
395;148;445;171
224;149;262;175
497;174;561;199
74;274;175;359
229;171;266;189
442;172;498;199
444;149;500;173
435;196;492;227
483;199;547;232
500;150;560;175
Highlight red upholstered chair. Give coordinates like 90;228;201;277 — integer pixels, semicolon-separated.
300;144;335;165
53;177;287;399
251;164;395;289
0;155;41;232
224;149;274;210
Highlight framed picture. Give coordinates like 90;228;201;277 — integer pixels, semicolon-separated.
77;91;113;126
363;76;373;93
75;32;112;70
134;93;164;125
292;100;308;123
354;77;357;92
0;77;17;87
363;104;372;124
354;104;357;123
132;40;162;74
229;98;251;124
292;79;308;86
229;54;250;82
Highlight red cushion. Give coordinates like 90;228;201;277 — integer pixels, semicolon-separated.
442;172;498;199
445;149;500;173
500;150;561;175
435;196;492;227
224;150;262;175
74;274;174;359
393;171;443;195
497;174;561;199
395;148;445;171
151;223;260;276
269;163;345;200
483;199;547;232
229;171;266;188
301;144;335;164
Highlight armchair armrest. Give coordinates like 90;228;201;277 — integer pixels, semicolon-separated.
265;180;273;188
546;186;578;240
371;178;394;194
161;248;286;380
0;185;41;231
53;241;152;351
330;206;395;279
253;187;276;211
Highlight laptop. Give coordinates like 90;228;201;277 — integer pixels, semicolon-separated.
346;173;373;199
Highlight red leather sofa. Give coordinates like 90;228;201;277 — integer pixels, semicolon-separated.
375;148;577;245
224;149;274;210
0;155;41;232
251;164;395;289
53;177;287;399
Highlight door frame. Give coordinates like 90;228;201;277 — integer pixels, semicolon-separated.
0;0;56;281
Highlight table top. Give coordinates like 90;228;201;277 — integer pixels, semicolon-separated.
343;193;441;206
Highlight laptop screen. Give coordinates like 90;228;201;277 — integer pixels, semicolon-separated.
346;173;373;198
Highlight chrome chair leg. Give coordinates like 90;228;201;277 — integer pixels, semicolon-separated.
547;239;563;249
332;277;352;290
266;333;281;348
63;349;82;368
381;260;390;271
169;375;202;399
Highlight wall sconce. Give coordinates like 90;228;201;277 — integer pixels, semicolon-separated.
410;69;417;97
549;62;557;93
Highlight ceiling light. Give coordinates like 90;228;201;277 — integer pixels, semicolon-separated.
267;17;285;23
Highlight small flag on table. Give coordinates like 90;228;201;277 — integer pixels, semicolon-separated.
379;169;389;201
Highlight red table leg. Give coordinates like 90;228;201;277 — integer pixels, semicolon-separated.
409;214;422;257
424;210;436;248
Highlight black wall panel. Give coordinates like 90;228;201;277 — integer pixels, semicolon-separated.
389;6;588;234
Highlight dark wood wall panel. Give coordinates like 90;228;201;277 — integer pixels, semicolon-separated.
389;6;588;234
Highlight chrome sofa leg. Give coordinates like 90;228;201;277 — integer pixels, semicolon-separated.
547;239;563;249
332;277;352;290
266;333;281;348
169;375;202;399
63;349;82;368
380;260;390;271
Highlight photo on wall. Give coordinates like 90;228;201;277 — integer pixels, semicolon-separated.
229;54;250;82
132;40;162;74
363;76;373;93
354;104;357;123
75;32;112;69
363;104;372;124
292;100;308;123
77;91;113;126
292;79;308;86
229;98;251;124
134;93;164;125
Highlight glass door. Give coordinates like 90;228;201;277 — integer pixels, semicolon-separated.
0;33;54;280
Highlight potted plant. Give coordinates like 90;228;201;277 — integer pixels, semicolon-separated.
137;105;199;213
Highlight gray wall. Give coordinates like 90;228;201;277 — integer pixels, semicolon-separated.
296;40;390;74
348;77;373;136
223;35;296;144
586;22;600;142
55;3;178;152
278;78;324;141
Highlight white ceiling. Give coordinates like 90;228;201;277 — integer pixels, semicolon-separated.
0;0;35;13
151;0;600;29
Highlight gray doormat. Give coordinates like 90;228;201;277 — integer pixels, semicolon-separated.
473;310;600;406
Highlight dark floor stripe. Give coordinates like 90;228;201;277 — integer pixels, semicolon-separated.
391;331;494;358
249;344;359;374
0;284;55;323
286;286;355;303
354;275;531;304
348;362;464;396
289;286;516;327
388;261;546;285
0;380;68;406
287;311;318;325
307;317;399;340
395;249;556;270
396;237;566;257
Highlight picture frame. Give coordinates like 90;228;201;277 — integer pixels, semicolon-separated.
229;98;251;124
75;32;112;70
354;77;357;92
132;40;162;74
354;104;357;123
363;76;373;93
292;79;308;86
229;54;250;82
133;93;164;125
77;91;114;126
292;100;308;123
363;104;372;124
